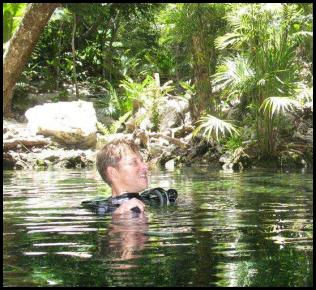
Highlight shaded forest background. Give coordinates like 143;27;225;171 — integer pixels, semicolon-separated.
3;3;313;168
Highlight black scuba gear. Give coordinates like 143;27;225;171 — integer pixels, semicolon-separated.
81;187;178;215
140;188;178;206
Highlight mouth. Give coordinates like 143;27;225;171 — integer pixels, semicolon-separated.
139;173;148;182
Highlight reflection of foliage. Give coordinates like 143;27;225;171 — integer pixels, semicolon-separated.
216;245;313;287
3;168;313;287
32;268;63;286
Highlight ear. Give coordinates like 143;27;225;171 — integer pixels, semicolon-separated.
106;166;119;183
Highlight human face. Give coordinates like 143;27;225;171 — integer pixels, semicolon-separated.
113;149;149;194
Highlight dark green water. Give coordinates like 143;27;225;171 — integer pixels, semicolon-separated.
3;167;313;287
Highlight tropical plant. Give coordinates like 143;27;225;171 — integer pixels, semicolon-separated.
193;114;239;142
212;3;312;156
96;111;132;135
158;3;228;120
119;74;175;132
96;80;125;118
222;134;243;151
211;54;255;100
119;75;154;112
3;3;27;43
259;96;302;119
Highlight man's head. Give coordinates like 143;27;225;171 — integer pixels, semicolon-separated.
96;139;149;195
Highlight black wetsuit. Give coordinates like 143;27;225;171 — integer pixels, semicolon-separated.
81;188;178;215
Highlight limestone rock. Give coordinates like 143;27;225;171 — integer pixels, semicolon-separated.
25;100;97;149
159;98;189;131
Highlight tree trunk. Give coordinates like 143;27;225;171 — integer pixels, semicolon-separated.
191;33;212;122
71;13;79;98
55;20;64;90
3;3;60;117
108;13;120;83
190;6;212;122
102;10;120;81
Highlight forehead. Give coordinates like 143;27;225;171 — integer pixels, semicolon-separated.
119;147;142;160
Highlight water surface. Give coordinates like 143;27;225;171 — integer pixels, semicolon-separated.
3;167;313;286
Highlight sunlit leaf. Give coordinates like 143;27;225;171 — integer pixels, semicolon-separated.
215;32;242;50
193;114;239;142
259;96;302;118
211;54;255;96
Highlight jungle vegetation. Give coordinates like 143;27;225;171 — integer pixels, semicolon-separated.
3;3;313;166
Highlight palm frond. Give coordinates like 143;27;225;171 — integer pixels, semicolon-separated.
215;32;242;50
212;55;255;95
259;96;302;119
193;114;239;142
179;80;195;93
295;83;313;110
291;30;313;44
225;4;251;31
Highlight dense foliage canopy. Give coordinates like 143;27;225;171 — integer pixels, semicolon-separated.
3;3;313;163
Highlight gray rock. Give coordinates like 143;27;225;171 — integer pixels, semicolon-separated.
159;98;189;131
25;100;97;149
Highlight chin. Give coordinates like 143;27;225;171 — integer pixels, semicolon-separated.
136;182;148;192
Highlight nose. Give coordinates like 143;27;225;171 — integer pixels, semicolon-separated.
140;160;149;171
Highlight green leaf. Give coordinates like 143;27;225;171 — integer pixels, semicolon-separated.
259;96;302;119
193;114;239;142
215;32;242;50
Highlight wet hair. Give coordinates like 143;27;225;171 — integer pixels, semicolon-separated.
96;139;140;185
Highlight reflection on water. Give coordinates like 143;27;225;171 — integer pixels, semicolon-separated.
96;212;149;269
3;167;313;287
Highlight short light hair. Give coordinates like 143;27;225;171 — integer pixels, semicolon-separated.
96;139;140;185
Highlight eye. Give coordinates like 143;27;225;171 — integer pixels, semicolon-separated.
128;159;138;166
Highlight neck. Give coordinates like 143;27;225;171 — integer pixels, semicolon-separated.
111;184;132;198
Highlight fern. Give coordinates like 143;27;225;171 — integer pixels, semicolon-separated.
109;111;132;134
97;111;132;136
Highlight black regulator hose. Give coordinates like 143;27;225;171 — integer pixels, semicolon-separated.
82;187;178;214
167;189;178;202
151;188;167;206
140;187;177;206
